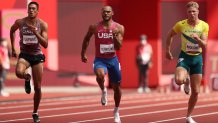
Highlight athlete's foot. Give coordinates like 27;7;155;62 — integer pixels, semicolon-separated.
186;116;197;123
101;88;107;106
32;113;40;123
137;87;143;93
25;74;31;94
0;91;10;97
114;108;121;123
184;78;190;95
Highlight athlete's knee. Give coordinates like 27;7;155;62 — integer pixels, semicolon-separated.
15;69;24;79
175;77;185;85
96;74;105;83
112;83;121;92
191;89;200;95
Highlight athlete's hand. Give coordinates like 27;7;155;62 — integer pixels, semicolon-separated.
190;33;200;41
26;21;38;34
112;28;121;50
112;28;119;37
166;51;173;60
81;54;88;63
12;49;17;58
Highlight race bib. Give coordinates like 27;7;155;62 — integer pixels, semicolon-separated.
100;44;115;54
23;35;38;44
186;42;200;52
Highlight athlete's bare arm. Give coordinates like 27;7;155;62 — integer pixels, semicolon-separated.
113;24;124;50
26;19;48;48
10;19;22;57
81;24;96;63
166;28;177;60
190;33;207;48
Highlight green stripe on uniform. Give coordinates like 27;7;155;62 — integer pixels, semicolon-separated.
182;33;198;44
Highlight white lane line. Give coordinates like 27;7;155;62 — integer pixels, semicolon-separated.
0;94;188;110
0;92;175;106
0;91;214;107
69;103;218;123
149;111;218;123
1;101;218;122
1;95;218;116
0;96;187;115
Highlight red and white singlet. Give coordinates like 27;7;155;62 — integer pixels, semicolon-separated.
94;21;119;58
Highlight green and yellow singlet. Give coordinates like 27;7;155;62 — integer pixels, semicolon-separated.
173;19;209;55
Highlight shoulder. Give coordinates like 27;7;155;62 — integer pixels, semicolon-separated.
114;22;124;29
200;20;209;28
113;22;124;33
89;23;97;31
175;19;187;26
38;18;48;28
14;18;25;25
173;19;187;32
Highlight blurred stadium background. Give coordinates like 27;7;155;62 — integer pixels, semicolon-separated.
0;0;218;92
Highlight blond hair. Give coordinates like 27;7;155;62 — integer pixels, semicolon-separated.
186;1;199;9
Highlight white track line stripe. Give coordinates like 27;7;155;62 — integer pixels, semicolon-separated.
70;103;218;123
149;111;218;123
0;98;187;115
1;101;218;122
0;95;188;110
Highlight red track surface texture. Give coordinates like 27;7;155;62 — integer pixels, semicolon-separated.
1;90;218;123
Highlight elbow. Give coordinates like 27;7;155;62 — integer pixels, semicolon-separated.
43;39;48;48
43;43;48;49
44;44;48;49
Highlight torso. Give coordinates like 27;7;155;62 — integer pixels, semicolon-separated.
173;19;209;55
94;21;119;58
19;18;42;55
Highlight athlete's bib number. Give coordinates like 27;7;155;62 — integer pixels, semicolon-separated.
100;44;115;54
23;35;38;44
186;42;200;52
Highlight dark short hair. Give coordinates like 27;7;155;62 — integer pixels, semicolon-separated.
28;1;39;10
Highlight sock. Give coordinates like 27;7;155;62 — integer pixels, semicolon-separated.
103;87;107;92
114;107;119;113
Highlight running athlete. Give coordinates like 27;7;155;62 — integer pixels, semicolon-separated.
166;1;209;123
10;1;48;123
81;6;124;123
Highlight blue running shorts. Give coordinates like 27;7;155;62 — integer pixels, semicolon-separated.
93;56;121;83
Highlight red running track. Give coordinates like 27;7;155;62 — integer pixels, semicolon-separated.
0;89;218;123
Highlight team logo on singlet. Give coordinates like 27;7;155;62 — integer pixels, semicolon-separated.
98;30;113;39
98;32;113;39
178;58;184;63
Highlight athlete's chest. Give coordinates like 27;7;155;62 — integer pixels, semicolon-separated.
181;24;202;36
96;27;114;39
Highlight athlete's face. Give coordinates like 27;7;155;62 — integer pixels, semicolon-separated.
101;7;113;21
187;7;199;21
28;4;38;19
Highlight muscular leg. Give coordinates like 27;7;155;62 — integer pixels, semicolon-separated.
111;83;121;107
15;58;31;80
32;63;43;113
175;67;188;85
187;74;201;117
95;68;106;91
